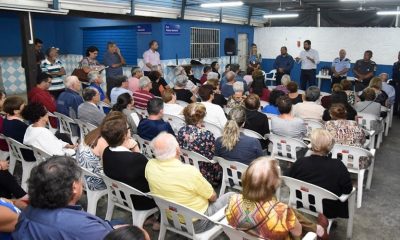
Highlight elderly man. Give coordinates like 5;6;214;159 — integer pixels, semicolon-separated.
128;67;143;93
331;49;351;86
12;156;113;239
145;132;233;233
221;71;236;98
198;85;227;129
78;88;105;126
87;71;107;102
133;76;154;110
110;75;132;106
103;42;126;99
292;86;324;120
41;47;66;98
380;73;395;107
56;75;83;118
353;50;377;92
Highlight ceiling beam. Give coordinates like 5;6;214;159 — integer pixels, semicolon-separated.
180;0;187;19
52;0;59;10
130;0;134;16
247;6;253;25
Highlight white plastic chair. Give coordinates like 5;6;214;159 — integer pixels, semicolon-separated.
46;112;59;134
203;121;223;139
162;114;186;134
5;137;35;191
380;106;391;136
54;112;79;144
80;167;108;215
176;100;189;108
330;144;375;208
303;119;325;138
214;157;248;196
264;69;277;86
0;133;10;162
356;113;383;149
267;134;308;163
133;134;155;159
179;149;216;171
241;128;265;140
74;119;96;142
30;145;52;164
150;194;224;240
282;176;356;239
136;108;149;119
99;172;158;227
98;101;111;114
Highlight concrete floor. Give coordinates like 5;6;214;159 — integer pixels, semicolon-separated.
80;118;400;240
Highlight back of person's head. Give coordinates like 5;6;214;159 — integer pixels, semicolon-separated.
131;67;141;77
87;71;100;83
329;103;347;120
251;70;266;97
175;75;188;88
305;86;320;102
183;103;206;125
3;96;25;116
233;81;244;93
246;67;254;76
276;95;292;114
198;85;214;101
222;106;246;151
241;157;281;202
112;93;132;112
363;88;376;101
230;64;240;73
36;72;52;85
206;79;219;90
207;72;219;80
147;97;163;115
21;102;48;123
244;93;260;110
174;66;186;76
330;91;348;105
148;71;161;82
104;225;150;240
139;76;152;90
101;114;128;147
281;74;291;86
379;73;389;82
85;46;99;57
368;77;382;90
183;66;192;76
28;156;82;209
340;79;352;91
114;75;128;87
82;88;97;102
150;132;179;161
161;88;175;103
332;83;343;93
203;66;212;73
286;81;298;93
269;90;285;107
225;71;236;82
64;75;79;89
310;129;334;155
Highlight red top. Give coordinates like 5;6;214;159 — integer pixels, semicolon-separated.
200;74;208;85
250;88;270;102
28;87;57;127
133;89;154;110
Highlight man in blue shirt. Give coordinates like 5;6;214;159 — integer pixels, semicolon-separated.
56;76;83;118
110;75;132;105
331;49;351;87
273;46;294;85
103;41;126;99
12;156;113;240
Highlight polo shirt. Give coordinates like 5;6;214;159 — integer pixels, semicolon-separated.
353;59;377;76
0;198;20;240
273;54;295;73
137;118;175;140
145;158;214;214
110;87;132;105
133;89;154;110
40;58;65;91
298;49;320;70
142;49;161;72
103;51;123;78
331;57;351;76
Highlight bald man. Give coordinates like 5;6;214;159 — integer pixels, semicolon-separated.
331;49;351;87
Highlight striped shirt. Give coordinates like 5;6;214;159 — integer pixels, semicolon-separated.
40;59;65;91
133;89;154;109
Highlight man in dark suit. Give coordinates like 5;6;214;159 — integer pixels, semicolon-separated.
77;88;106;126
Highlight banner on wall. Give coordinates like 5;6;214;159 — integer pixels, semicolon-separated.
164;23;181;35
136;24;152;34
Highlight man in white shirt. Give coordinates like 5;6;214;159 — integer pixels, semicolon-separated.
198;85;227;129
295;40;320;90
110;75;133;106
161;88;184;116
331;49;351;87
143;40;162;76
292;86;324;120
380;73;395;107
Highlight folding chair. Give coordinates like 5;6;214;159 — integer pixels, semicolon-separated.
133;134;155;159
74;119;97;142
162;114;186;134
267;134;308;164
54;112;79;144
356;113;383;149
5;137;35;191
30;145;52;164
303;118;325;139
176;100;189;108
150;194;224;240
99;172;158;227
331;144;375;208
214;157;248;196
282;176;356;239
203;121;223;139
80;166;108;215
179;149;216;170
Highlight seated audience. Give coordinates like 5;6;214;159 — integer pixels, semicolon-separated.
110;75;132;106
221;71;236;98
0;198;21;239
177;103;222;186
146;133;233;233
206;79;227;108
133;76;154;110
271;96;307;140
221;64;231;79
174;66;198;94
275;74;291;94
198;85;227;129
184;65;200;86
104;225;150;240
287;81;303;105
229;64;248;92
341;79;358;106
321;83;343;109
12;156;113;239
0;159;27;201
243;66;254;87
380;73;395;107
262;89;285;115
128;67;143;93
0;91;7;152
226;157;327;240
211;61;221;79
112;93;141;134
78;88;105;126
200;66;212;85
250;69;270;102
292;86;325;120
226;81;246;108
148;70;165;97
322;91;357;121
56;75;83;118
88;71;107;102
137;98;175;140
161;88;184;116
288;129;353;219
354;88;382;119
173;75;196;103
366;77;388;106
215;107;263;164
22;102;76;156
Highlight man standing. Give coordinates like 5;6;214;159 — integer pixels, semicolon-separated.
103;42;126;99
22;38;45;73
331;49;351;87
40;47;66;99
142;40;162;76
392;51;400;114
353;50;376;92
273;46;294;85
295;40;320;90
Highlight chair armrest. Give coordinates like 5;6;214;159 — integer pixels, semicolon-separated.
338;187;356;202
369;149;376;157
208;206;226;222
302;232;318;240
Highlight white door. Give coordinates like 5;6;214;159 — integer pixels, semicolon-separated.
238;33;248;71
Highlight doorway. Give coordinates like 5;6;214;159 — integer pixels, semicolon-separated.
237;33;248;71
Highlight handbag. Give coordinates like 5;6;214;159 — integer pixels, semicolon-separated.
71;68;88;82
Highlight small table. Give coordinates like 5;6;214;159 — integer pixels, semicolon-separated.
316;74;356;89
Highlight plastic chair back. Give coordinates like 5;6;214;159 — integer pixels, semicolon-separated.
303;119;325;138
267;134;308;163
162;114;186;134
330;144;373;172
133;134;155;159
30;145;52;164
136;108;149;119
215;157;248;196
179;149;215;171
203;121;223;139
241;128;265;139
54;112;79;143
74;119;96;141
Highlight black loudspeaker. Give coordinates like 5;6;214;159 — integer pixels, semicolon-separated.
224;38;236;56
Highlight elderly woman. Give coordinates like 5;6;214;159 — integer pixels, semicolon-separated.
177;103;222;186
365;77;388;106
250;69;270;102
243;67;254;87
275;74;290;94
288;129;353;219
215;107;263;165
173;75;196;103
161;88;184;116
341;79;358;106
320;83;343;109
227;82;246;108
87;71;107;102
112;93;141;134
354;88;382;119
322;91;357;121
287;81;303;105
226;157;327;240
271;96;307;140
221;71;236;98
206;79;227;108
261;89;285;115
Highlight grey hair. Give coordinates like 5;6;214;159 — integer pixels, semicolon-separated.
226;71;236;82
150;132;179;161
87;71;100;83
174;66;186;76
207;72;219;80
131;66;141;76
281;74;291;86
305;86;320;102
139;76;151;89
64;75;79;89
233;81;244;93
175;75;188;88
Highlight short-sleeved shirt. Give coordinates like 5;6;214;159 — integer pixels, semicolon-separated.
137;119;175;140
143;49;161;72
145;158;214;214
353;59;377;76
110;87;132;106
133;89;154;110
0;199;20;240
103;51;123;78
226;194;296;240
79;57;100;69
40;58;65;91
332;57;351;76
174;88;193;103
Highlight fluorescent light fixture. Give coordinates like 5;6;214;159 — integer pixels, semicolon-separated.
263;13;299;19
377;11;400;15
0;4;69;15
201;1;243;8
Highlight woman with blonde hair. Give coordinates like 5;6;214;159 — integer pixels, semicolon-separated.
366;76;388;106
215;106;262;164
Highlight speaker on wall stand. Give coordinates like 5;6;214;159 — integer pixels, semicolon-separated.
224;38;236;64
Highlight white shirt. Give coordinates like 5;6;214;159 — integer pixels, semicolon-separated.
298;49;320;70
292;101;325;120
110;87;133;105
143;49;161;72
382;82;395;106
23;125;75;156
163;103;184;116
201;101;227;129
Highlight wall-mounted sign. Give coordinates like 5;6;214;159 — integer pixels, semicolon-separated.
165;23;181;35
136;24;152;34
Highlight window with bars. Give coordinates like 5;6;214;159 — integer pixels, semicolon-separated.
190;27;220;59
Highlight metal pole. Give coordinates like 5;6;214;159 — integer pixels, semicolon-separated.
130;0;135;16
317;8;321;27
395;6;399;27
53;0;59;10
